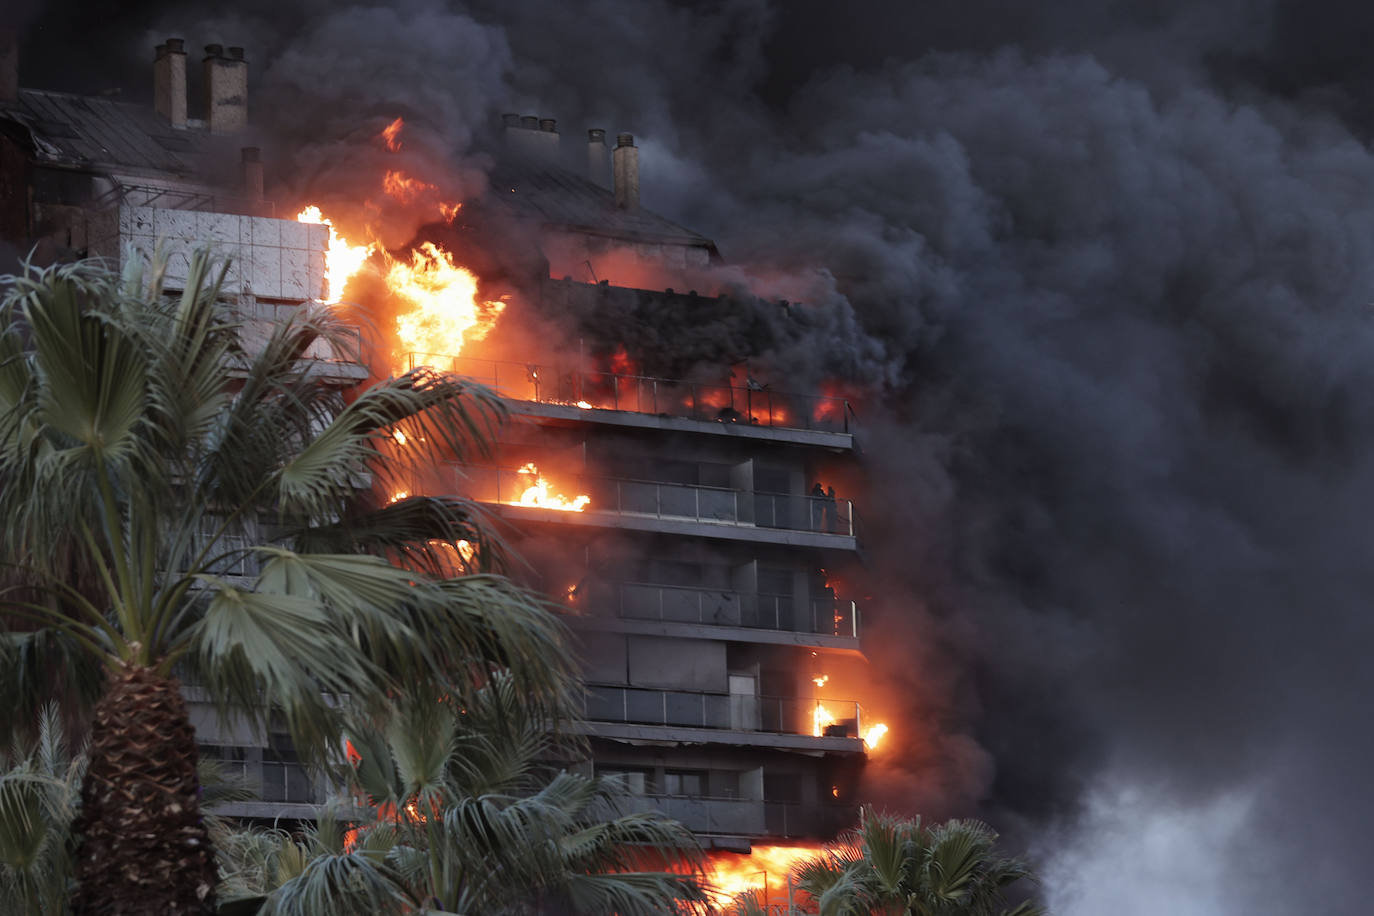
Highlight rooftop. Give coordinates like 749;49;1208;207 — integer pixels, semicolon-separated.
1;88;212;178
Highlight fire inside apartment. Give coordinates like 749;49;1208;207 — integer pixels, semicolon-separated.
0;34;885;896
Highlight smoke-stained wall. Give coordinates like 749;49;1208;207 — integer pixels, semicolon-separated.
12;2;1374;913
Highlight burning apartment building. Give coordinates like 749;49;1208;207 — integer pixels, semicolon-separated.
0;31;887;892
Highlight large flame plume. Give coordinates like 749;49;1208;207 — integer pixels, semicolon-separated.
706;844;822;905
295;205;375;304
389;242;506;369
512;463;590;512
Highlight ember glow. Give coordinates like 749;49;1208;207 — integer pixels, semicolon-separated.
380;116;404;151
512;462;590;512
296;205;375;303
706;844;822;903
389;242;506;371
389;490;409;504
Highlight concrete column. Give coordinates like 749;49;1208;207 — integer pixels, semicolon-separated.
203;44;248;134
153;38;187;128
613;133;639;210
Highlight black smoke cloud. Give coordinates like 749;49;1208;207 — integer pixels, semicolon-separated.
14;2;1374;912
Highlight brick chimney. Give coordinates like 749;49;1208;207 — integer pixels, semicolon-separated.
613;133;639;211
153;38;187;128
202;44;247;134
587;128;607;186
0;31;17;103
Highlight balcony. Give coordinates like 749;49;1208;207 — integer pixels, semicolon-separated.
406;353;855;436
595;581;859;639
457;466;857;545
613;795;856;839
584;686;865;743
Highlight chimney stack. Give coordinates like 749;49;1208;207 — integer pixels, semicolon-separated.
613;133;639;211
503;113;563;162
153;38;187;128
536;118;560;161
587;128;607;186
241;146;263;201
203;44;247;134
0;30;17;104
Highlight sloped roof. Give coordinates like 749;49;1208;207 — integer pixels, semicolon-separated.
0;88;210;178
487;155;716;253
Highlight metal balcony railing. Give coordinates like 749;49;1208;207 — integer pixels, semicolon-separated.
618;794;856;839
406;353;855;434
604;581;860;638
458;466;857;538
584;686;864;738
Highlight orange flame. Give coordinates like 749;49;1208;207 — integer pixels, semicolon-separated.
380;117;404;152
706;844;821;903
383;169;438;203
296;205;375;303
864;723;890;750
389;242;506;370
512;462;590;512
389;490;409;504
813;702;835;737
439;201;463;222
813;675;829;688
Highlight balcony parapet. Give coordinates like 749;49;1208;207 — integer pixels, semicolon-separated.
406;353;856;435
455;465;858;541
584;685;867;741
572;580;859;639
607;794;858;840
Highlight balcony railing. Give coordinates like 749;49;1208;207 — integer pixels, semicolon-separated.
584;686;864;739
406;353;855;434
458;466;856;537
601;581;860;638
612;794;856;839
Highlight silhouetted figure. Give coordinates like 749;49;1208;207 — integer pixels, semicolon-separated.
810;482;825;530
825;485;838;533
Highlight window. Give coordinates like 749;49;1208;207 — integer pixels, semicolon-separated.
261;734;314;803
662;769;707;797
198;744;248;782
596;766;650;795
764;773;802;804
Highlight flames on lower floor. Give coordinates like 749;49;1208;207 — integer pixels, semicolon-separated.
705;843;825;908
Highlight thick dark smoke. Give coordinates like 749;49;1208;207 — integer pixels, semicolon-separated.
13;2;1374;912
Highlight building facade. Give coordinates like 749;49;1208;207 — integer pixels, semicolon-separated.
0;34;873;849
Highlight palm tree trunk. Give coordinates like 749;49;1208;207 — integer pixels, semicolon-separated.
71;662;218;915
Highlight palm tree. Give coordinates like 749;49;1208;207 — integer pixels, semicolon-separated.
0;249;579;914
229;674;712;915
792;807;1044;916
0;705;83;913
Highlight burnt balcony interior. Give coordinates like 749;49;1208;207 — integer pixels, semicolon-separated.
438;422;860;538
574;624;871;740
403;351;855;435
514;532;862;641
590;748;863;839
